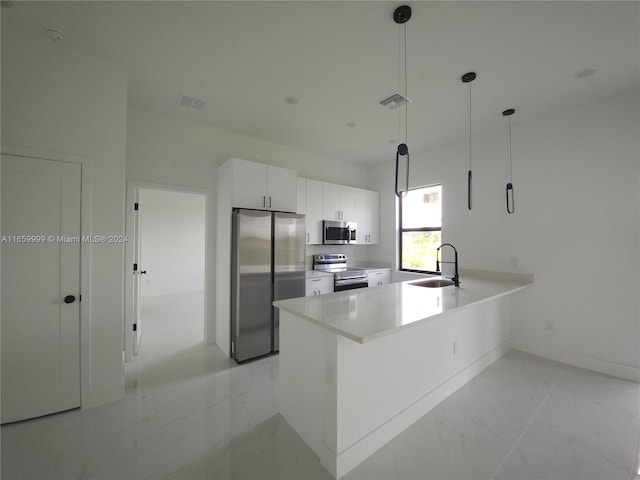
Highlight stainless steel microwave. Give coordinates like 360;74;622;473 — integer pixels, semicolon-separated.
323;220;357;245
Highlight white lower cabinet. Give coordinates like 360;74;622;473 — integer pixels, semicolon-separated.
366;268;391;287
306;276;334;296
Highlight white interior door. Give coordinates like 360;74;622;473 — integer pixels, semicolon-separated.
1;154;81;424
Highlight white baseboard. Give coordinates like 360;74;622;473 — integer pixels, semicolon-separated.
81;384;125;409
512;342;639;383
333;340;512;479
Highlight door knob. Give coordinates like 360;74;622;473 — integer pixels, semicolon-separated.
64;295;76;304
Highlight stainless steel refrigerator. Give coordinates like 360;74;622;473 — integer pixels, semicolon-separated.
231;209;305;362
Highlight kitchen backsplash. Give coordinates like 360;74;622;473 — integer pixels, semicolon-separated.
305;244;373;268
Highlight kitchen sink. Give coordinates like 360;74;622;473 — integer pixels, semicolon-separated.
411;279;456;288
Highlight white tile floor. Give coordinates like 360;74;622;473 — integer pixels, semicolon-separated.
2;292;639;480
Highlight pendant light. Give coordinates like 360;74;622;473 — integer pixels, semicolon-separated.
503;108;516;214
461;72;476;210
394;5;411;198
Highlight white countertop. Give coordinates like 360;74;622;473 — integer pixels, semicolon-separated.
274;273;533;343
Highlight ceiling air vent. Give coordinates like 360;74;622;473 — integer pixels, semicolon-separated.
378;92;411;110
177;94;206;111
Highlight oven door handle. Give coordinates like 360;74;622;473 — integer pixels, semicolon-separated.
335;277;368;287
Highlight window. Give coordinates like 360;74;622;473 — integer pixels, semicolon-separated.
399;185;442;273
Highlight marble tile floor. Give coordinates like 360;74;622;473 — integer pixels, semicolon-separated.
1;293;638;479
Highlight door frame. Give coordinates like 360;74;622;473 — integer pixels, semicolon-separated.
124;181;211;362
1;144;93;409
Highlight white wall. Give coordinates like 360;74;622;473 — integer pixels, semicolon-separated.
2;30;128;405
127;107;370;187
139;189;205;297
369;91;640;380
126;107;371;345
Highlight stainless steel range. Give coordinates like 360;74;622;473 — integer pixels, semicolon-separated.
312;254;368;291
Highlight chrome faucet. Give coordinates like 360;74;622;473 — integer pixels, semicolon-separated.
436;243;459;287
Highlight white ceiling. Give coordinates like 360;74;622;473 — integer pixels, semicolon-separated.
3;1;639;165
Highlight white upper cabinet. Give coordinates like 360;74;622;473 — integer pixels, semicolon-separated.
322;183;355;221
230;158;267;209
355;188;379;244
305;179;324;244
297;177;379;245
267;165;297;212
228;158;297;212
296;177;306;215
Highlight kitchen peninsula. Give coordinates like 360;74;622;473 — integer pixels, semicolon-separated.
273;271;533;479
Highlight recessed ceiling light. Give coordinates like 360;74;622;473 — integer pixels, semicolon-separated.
284;96;299;105
346;122;357;128
574;67;597;79
44;28;66;44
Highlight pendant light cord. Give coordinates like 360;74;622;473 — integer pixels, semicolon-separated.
466;75;474;210
508;115;512;183
398;24;409;146
403;23;408;145
393;5;411;198
468;82;472;171
504;108;515;214
460;72;476;210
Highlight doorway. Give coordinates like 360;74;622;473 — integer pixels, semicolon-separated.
124;184;208;362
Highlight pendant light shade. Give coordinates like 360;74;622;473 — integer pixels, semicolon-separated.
503;108;515;214
394;5;411;198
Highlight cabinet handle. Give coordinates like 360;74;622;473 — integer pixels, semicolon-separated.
262;196;266;207
268;196;272;208
312;278;321;282
306;233;310;243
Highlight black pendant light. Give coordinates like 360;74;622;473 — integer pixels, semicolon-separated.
394;5;411;198
503;108;516;214
461;72;476;210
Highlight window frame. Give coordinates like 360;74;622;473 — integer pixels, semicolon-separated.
398;184;442;275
